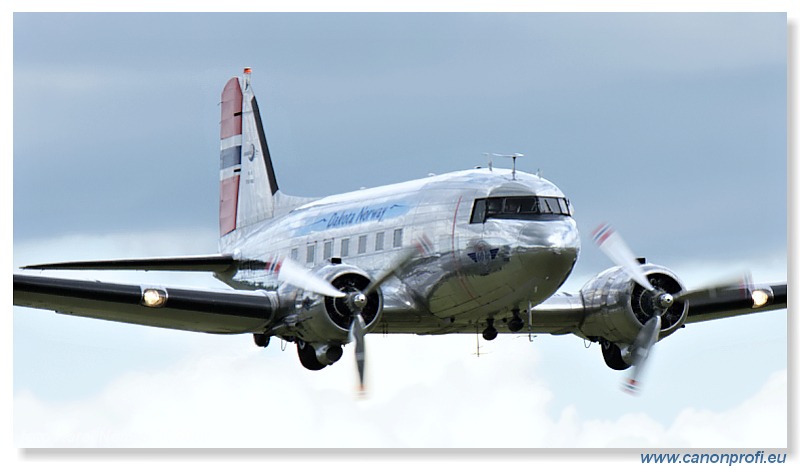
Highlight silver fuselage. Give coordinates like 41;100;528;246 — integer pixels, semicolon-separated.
218;168;581;334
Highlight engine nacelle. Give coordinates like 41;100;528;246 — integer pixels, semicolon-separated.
277;263;383;344
578;264;688;345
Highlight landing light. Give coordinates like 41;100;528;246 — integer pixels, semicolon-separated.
751;289;770;308
142;288;167;308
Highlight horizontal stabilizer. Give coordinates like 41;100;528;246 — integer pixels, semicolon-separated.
21;254;238;273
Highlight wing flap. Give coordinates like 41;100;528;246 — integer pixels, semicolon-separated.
14;274;277;334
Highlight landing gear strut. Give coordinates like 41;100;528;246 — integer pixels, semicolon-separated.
482;318;498;341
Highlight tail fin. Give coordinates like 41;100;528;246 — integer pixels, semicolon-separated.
219;68;279;237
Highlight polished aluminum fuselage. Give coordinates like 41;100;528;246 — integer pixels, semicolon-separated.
218;168;581;334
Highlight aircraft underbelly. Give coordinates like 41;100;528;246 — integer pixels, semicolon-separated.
427;248;575;320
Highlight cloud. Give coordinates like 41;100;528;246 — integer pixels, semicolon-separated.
14;335;786;448
667;370;787;448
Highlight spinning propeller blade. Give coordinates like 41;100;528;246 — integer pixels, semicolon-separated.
363;246;419;297
348;312;367;394
623;314;661;394
673;272;753;304
344;236;428;395
271;257;346;298
593;223;654;291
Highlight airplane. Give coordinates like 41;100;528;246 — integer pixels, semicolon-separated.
13;68;787;394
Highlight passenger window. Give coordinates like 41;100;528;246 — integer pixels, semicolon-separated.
341;238;350;257
290;248;299;261
375;232;385;251
393;228;403;247
306;244;316;264
358;235;367;254
323;240;333;260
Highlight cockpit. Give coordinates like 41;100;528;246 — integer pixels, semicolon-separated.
469;196;573;224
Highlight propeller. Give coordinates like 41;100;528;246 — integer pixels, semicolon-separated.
592;223;655;291
593;224;669;394
622;314;661;394
672;272;753;305
266;256;345;298
348;310;367;395
340;237;430;395
269;237;429;395
593;223;754;394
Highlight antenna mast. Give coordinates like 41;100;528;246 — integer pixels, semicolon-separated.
492;153;524;180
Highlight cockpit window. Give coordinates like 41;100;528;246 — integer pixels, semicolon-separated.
469;196;572;223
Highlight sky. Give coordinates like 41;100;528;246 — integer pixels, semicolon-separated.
6;4;795;466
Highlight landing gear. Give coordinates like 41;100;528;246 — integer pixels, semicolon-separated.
508;309;524;332
253;333;270;348
296;341;344;371
601;339;631;371
482;318;498;341
296;342;326;371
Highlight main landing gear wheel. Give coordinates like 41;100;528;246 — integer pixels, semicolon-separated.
482;318;498;341
601;339;631;371
253;333;270;348
508;309;524;332
297;342;326;371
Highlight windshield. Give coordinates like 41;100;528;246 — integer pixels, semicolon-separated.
470;196;572;223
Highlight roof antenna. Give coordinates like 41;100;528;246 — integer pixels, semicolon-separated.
493;153;524;180
483;153;493;171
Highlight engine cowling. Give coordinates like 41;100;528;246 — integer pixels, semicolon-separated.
277;263;383;345
578;264;688;345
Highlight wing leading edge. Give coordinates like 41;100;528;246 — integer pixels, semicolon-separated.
21;254;238;273
14;274;277;334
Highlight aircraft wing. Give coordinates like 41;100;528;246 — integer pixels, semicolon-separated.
13;274;277;334
21;254;238;273
682;282;787;324
516;282;787;336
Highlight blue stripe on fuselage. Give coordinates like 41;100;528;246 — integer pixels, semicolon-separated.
294;202;411;236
